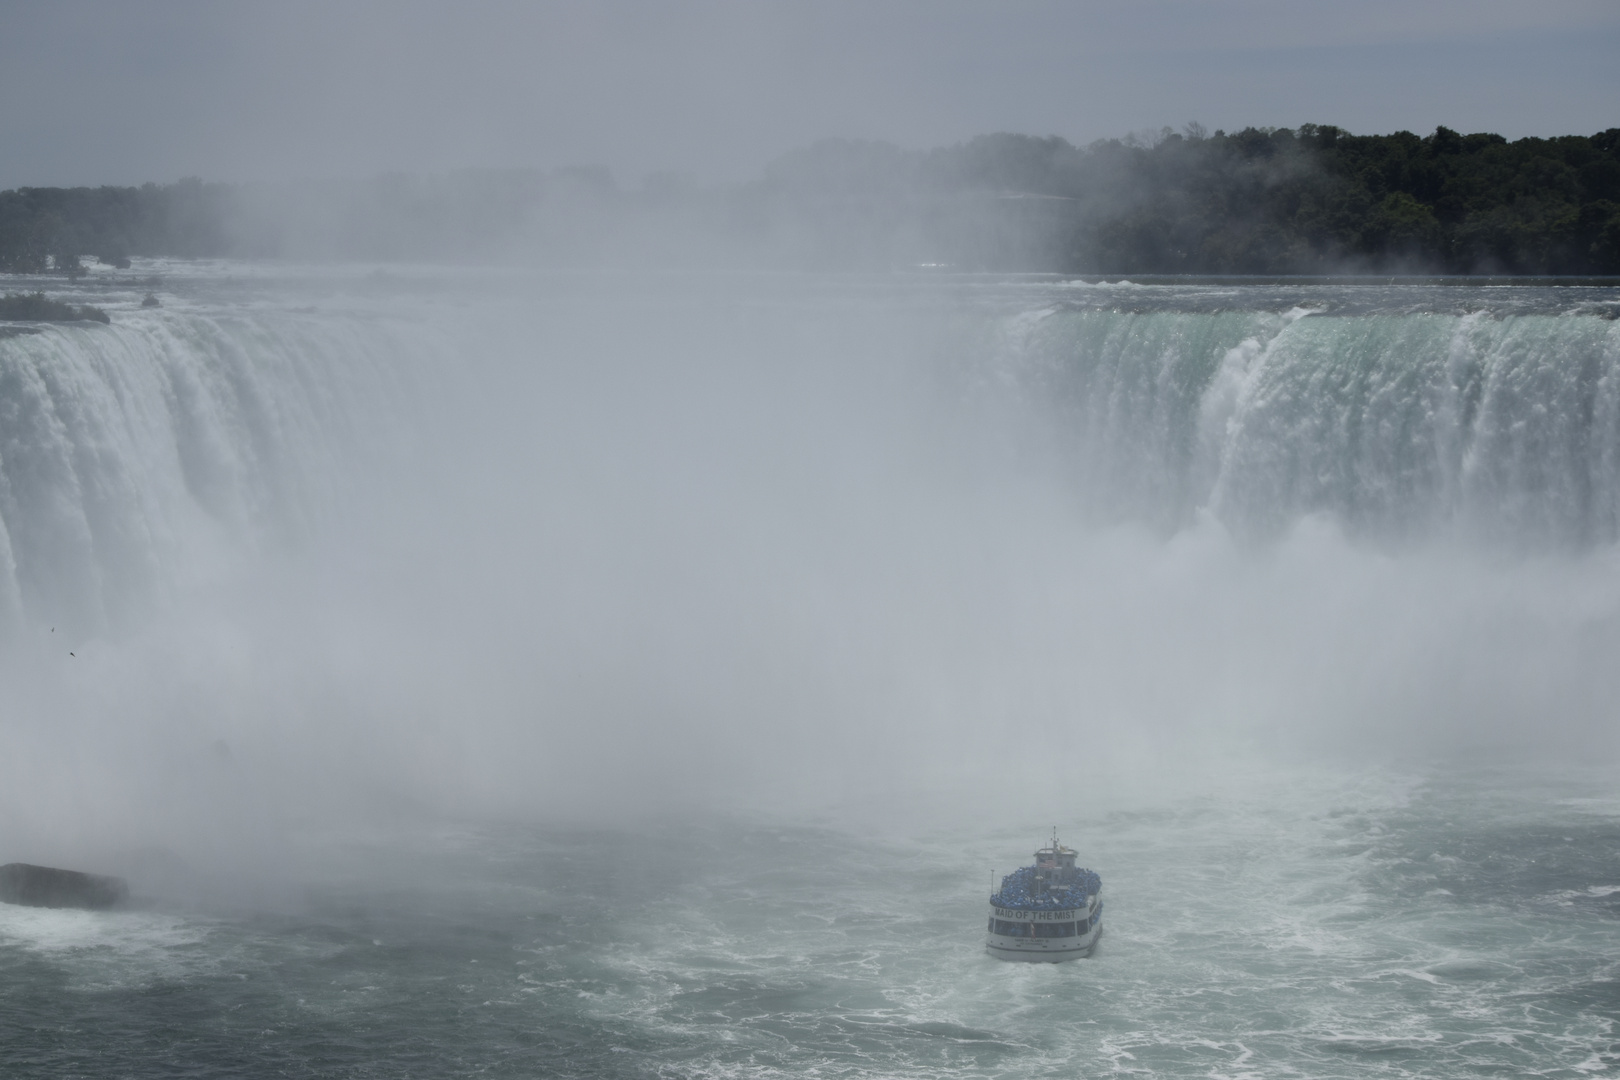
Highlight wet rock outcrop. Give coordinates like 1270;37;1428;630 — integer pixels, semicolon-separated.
0;862;129;909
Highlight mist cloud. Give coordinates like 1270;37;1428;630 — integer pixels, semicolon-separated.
3;278;1617;889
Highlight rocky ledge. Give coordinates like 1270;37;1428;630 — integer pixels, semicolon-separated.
0;862;129;909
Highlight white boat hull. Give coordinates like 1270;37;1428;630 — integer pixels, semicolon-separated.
986;899;1102;962
985;924;1100;961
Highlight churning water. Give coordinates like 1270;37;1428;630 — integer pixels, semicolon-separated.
4;768;1620;1078
1;266;1618;1077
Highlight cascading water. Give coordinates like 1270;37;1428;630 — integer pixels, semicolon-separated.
0;295;433;635
4;277;1615;639
2;270;1619;1079
990;295;1620;543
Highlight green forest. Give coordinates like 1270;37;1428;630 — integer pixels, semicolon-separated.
748;124;1620;274
4;126;1619;274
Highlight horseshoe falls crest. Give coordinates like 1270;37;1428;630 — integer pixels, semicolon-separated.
994;300;1620;543
0;300;428;636
2;271;1619;1079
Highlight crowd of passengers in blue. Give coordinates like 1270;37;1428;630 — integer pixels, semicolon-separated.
991;866;1103;910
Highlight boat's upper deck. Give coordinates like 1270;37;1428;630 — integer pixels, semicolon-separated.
991;836;1101;910
991;864;1101;910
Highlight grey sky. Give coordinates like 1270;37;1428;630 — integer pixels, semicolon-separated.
1;0;1616;188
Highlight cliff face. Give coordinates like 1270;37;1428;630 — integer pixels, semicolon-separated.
0;862;129;909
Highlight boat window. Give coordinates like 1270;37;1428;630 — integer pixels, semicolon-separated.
1033;922;1076;938
988;917;995;933
993;919;1031;937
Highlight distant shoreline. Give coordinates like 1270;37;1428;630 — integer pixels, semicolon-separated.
3;125;1617;277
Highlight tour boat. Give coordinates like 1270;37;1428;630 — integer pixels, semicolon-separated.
986;831;1102;961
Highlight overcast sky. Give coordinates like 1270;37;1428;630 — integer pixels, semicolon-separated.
2;0;1616;188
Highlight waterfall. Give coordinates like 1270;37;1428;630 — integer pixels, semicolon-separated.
1;273;1617;841
0;306;427;634
5;285;1617;642
1001;305;1620;543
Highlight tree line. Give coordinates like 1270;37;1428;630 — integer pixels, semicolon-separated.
0;178;234;273
4;126;1618;274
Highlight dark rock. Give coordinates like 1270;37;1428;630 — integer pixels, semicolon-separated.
0;862;129;909
0;292;111;324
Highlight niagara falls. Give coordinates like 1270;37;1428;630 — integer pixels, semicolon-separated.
2;2;1619;1077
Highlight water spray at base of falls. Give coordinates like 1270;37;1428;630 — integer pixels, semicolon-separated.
1;273;1617;871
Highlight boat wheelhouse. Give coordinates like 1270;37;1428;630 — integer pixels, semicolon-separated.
986;830;1102;962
